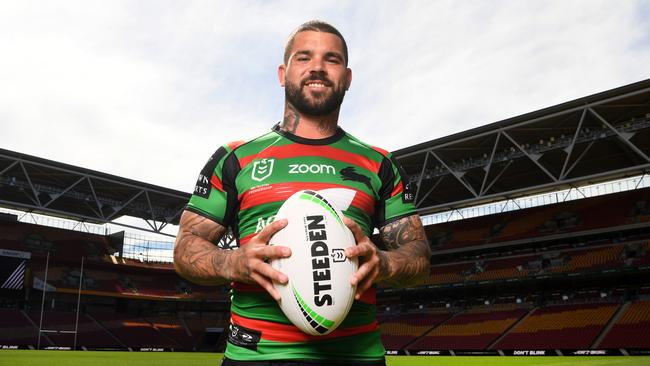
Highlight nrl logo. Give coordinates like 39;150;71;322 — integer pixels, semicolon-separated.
251;158;275;182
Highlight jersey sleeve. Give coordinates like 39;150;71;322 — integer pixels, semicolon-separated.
374;153;417;228
186;143;241;227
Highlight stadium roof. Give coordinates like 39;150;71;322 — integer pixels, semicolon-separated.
2;79;649;232
0;148;189;233
394;78;650;215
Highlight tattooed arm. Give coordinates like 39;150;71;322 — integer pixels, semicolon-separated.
377;215;431;286
344;215;431;298
173;210;228;286
173;210;292;300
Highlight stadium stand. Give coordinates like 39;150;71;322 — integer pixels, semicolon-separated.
0;221;117;261
426;187;650;251
90;312;179;349
4;194;649;352
25;310;123;349
379;310;452;350
409;306;529;350
493;303;619;349
599;300;650;349
145;316;197;350
0;308;41;347
423;239;650;286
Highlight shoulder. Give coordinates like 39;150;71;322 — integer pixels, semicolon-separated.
204;130;279;163
340;130;393;161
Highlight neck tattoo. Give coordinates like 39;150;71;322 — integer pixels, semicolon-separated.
281;105;301;133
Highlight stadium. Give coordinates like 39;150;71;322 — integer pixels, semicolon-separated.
1;79;650;366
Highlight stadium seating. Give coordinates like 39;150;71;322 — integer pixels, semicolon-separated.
26;310;122;349
408;307;528;350
379;311;452;350
0;308;42;346
425;262;474;285
468;256;533;282
493;303;619;349
146;316;196;351
28;258;224;301
552;245;624;273
422;240;649;287
184;312;229;350
0;221;116;261
600;300;650;349
91;312;179;349
427;187;650;251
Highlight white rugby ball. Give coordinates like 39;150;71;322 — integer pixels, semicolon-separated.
269;189;358;336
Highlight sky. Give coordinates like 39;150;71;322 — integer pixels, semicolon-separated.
1;0;649;198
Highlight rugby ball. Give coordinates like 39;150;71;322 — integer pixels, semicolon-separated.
269;189;358;336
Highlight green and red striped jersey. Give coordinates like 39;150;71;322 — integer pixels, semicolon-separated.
186;124;416;361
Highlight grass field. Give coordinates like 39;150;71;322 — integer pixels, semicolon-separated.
1;351;650;366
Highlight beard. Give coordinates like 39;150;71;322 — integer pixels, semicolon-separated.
285;75;347;116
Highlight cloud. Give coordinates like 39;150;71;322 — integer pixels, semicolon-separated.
0;0;648;198
342;0;650;150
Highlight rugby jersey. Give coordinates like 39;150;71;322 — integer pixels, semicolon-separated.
186;124;416;361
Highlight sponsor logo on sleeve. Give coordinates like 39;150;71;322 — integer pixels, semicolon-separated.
194;147;227;199
402;181;415;203
194;173;211;198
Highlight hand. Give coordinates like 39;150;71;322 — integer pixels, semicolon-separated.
343;217;386;300
228;218;292;301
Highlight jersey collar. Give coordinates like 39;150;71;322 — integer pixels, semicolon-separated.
272;123;346;146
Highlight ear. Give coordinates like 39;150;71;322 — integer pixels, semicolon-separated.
345;67;352;90
278;64;286;87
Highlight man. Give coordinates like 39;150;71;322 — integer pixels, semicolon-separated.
174;20;431;365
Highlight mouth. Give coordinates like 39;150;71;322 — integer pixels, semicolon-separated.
303;79;331;90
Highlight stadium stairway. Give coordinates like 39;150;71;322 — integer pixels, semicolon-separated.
85;313;128;350
591;301;630;348
20;309;54;347
144;317;186;350
401;311;460;350
486;307;536;350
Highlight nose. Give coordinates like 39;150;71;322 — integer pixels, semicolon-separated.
309;56;325;72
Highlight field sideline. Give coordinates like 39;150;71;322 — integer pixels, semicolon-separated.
1;351;650;366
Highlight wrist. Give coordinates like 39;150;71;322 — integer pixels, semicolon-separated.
376;250;392;283
212;247;236;282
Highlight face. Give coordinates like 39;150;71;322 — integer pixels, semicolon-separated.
279;31;352;116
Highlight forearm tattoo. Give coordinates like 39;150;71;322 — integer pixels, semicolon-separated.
380;215;427;250
378;215;432;287
174;212;230;286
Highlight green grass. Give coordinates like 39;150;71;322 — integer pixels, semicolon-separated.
1;351;649;366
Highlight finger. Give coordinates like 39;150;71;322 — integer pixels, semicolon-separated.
350;258;374;286
343;216;366;243
254;260;289;285
355;268;378;300
346;241;371;258
255;218;288;243
258;244;292;260
250;272;282;302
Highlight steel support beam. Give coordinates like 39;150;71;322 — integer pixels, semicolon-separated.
560;108;587;180
502;131;558;182
479;132;501;196
415;163;650;215
589;107;650;163
430;151;478;197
